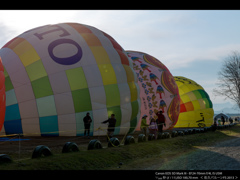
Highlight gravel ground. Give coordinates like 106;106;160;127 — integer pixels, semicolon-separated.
147;136;240;170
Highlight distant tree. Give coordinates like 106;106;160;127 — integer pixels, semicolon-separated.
213;51;240;109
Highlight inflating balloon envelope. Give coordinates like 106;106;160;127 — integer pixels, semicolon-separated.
174;76;214;128
127;51;180;131
0;23;141;136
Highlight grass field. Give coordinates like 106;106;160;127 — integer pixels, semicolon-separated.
0;124;239;170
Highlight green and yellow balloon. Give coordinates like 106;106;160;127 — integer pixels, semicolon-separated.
174;76;214;128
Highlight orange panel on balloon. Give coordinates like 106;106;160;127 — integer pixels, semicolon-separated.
117;50;129;65
184;102;194;111
2;37;25;49
66;23;92;33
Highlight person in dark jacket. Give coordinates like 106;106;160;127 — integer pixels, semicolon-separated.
83;112;92;138
221;116;225;125
102;114;116;142
212;117;217;132
155;110;166;133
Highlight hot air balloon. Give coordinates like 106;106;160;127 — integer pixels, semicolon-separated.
0;23;141;136
127;51;180;131
0;57;5;131
173;76;214;128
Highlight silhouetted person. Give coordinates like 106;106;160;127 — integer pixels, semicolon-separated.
83;112;92;138
102;114;116;142
221;116;225;125
212;117;217;132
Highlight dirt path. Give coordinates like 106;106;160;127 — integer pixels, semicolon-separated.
145;136;240;170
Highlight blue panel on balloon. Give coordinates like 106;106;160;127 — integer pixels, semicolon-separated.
39;115;59;137
5;103;21;121
4;119;23;135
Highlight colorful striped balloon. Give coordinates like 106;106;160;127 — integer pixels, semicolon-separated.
0;23;141;136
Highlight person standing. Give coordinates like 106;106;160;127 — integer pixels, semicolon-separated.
102;114;117;142
212;117;217;132
235;117;238;123
149;118;158;139
221;116;225;125
83;112;92;138
156;110;166;133
140;114;149;137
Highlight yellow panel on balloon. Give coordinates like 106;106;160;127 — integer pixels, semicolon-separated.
18;47;40;67
178;111;195;127
90;46;110;64
123;65;135;83
13;40;40;67
128;82;138;102
181;94;191;103
98;64;117;85
180;85;191;95
192;100;201;110
178;88;185;95
187;111;195;120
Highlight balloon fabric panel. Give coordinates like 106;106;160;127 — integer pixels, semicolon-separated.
65;67;88;90
26;60;48;81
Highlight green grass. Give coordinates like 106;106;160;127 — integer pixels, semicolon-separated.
0;125;240;170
